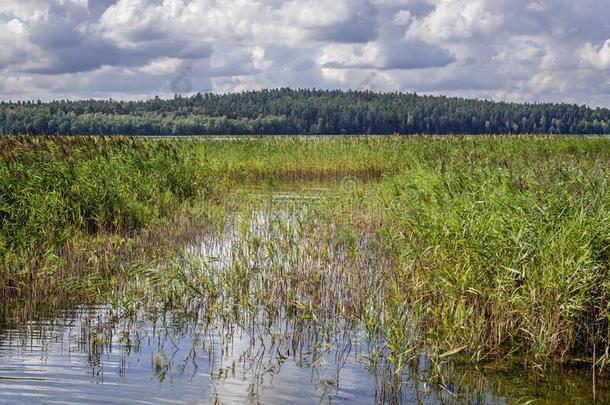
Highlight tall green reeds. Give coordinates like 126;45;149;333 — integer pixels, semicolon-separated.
322;136;610;372
1;134;609;376
0;136;222;293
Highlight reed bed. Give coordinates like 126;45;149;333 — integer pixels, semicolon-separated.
0;136;223;295
1;134;609;387
192;135;610;375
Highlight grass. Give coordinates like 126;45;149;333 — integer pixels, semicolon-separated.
368;140;610;372
1;134;609;386
0;136;223;295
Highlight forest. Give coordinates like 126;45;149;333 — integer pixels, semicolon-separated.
1;88;609;135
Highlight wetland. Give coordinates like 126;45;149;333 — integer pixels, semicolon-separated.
1;135;609;403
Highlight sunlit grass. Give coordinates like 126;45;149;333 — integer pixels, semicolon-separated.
1;134;609;383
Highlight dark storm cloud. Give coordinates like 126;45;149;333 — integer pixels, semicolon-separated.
384;41;455;70
88;0;119;17
264;46;316;72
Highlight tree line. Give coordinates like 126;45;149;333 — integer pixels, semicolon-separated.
1;88;609;135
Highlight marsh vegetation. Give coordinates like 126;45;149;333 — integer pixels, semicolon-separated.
1;135;609;403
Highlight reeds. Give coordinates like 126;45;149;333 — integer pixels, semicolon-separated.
313;135;610;374
0;136;223;295
1;134;609;382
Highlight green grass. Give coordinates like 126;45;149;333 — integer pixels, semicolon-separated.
1;134;609;377
0;136;222;293
364;138;610;371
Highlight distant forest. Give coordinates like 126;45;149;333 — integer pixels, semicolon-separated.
1;89;609;135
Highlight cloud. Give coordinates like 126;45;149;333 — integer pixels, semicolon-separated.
407;0;503;42
319;40;454;70
581;39;610;70
307;1;379;43
0;0;608;106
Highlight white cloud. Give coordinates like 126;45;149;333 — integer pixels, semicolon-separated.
321;67;348;83
319;43;380;68
0;0;608;106
581;39;610;70
139;57;183;75
6;18;24;35
393;10;412;25
407;0;503;42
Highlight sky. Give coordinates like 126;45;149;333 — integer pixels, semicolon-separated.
0;0;609;106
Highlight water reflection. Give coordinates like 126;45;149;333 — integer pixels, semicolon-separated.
0;190;607;404
3;304;605;404
0;305;402;404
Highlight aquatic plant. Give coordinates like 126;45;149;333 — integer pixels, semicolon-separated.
1;135;609;398
0;136;223;295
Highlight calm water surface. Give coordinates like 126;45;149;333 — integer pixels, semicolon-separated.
0;306;385;404
0;188;607;404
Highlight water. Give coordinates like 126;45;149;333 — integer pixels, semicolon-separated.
1;307;606;404
0;306;383;404
0;189;607;404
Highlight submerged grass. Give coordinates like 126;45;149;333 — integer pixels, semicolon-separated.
1;134;610;394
